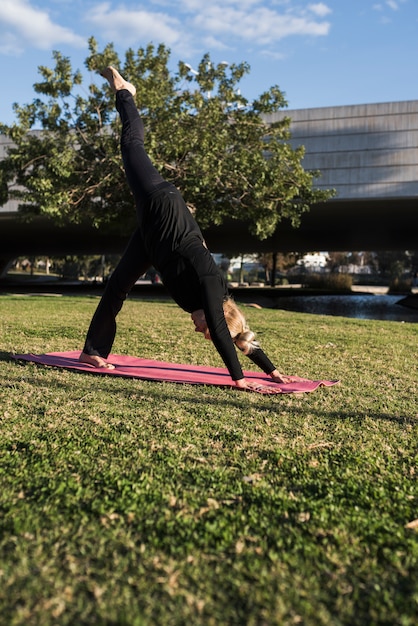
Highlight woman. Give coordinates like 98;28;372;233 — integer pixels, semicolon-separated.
79;66;291;394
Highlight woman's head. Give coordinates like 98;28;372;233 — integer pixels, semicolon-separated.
191;298;259;354
222;298;259;355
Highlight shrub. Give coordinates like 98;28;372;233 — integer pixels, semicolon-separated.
302;272;352;291
388;277;412;294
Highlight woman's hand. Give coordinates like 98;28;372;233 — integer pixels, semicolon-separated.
234;378;283;395
269;369;293;384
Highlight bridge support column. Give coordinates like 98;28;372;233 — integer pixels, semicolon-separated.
0;257;14;279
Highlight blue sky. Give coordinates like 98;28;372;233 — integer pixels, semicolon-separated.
1;0;417;125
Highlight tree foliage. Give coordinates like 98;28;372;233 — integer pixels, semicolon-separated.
0;38;333;240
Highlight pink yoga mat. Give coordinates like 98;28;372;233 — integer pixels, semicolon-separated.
12;351;339;394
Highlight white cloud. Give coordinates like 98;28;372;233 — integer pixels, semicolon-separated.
0;0;85;51
373;0;407;10
308;3;332;18
180;0;261;9
82;1;331;59
0;32;24;56
191;5;330;45
84;2;188;51
260;49;287;61
200;35;231;52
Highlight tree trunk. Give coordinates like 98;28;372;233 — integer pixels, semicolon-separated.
270;252;277;287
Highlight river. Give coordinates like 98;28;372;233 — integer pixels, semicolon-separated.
272;293;418;323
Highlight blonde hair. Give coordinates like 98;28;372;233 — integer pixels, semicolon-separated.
223;298;259;355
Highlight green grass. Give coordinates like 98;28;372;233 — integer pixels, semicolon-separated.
0;293;417;625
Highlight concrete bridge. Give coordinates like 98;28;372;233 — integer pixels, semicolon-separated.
1;98;417;271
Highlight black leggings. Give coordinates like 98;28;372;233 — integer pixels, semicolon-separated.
117;90;166;211
82;229;149;357
82;91;165;357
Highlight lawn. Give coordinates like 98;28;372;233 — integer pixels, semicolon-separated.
0;293;417;625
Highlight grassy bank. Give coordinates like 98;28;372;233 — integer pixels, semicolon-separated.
0;294;417;625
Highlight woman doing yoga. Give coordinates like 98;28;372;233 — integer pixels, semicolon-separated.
79;66;291;393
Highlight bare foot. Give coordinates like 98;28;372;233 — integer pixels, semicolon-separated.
235;379;283;394
79;352;115;369
100;66;136;96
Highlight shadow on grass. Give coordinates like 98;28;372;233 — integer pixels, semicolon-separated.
0;350;18;362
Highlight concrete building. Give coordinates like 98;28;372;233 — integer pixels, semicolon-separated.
207;99;418;253
266;99;418;202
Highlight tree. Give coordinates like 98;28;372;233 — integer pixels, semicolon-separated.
373;250;411;278
0;38;333;241
327;251;352;273
257;251;301;285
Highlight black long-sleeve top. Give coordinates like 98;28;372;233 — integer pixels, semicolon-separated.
141;186;276;380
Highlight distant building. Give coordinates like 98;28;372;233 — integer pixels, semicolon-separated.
296;252;329;270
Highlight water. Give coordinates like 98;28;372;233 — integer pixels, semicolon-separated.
273;294;418;323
